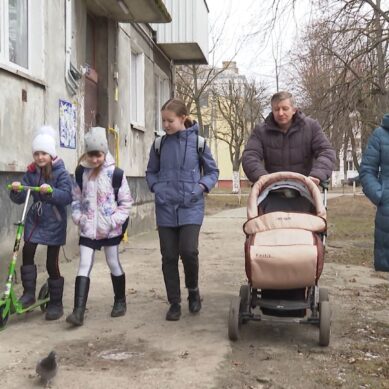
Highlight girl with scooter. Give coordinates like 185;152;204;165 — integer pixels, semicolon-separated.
9;125;72;321
66;127;132;327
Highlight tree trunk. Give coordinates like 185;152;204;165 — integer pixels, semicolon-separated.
232;170;240;194
343;131;349;179
348;127;360;171
373;0;388;116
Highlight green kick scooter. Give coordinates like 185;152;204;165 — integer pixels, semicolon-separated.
0;185;52;330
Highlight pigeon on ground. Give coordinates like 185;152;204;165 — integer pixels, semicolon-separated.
36;351;58;385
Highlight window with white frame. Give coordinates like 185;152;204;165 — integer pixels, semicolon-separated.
0;0;43;77
130;50;145;128
154;73;170;135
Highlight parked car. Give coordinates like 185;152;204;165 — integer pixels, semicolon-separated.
347;175;361;186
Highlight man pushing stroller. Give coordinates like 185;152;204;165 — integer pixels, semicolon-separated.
242;91;336;206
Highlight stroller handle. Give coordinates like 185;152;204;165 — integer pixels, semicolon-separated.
319;179;330;190
7;184;53;194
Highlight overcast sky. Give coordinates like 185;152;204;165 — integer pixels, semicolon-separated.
206;0;315;93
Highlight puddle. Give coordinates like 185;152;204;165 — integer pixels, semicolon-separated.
98;349;144;361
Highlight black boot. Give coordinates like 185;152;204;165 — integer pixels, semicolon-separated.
188;288;201;313
19;265;37;309
110;273;126;317
45;277;64;320
66;276;90;326
166;303;181;321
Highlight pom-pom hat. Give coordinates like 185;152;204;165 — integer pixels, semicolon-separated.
31;125;57;158
84;127;108;154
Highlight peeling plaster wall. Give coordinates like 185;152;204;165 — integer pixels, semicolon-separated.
0;2;171;280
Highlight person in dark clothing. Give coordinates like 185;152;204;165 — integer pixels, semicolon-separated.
242;91;336;213
146;98;219;321
10;125;72;320
359;113;389;272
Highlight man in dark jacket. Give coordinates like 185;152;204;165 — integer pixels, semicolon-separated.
242;91;335;212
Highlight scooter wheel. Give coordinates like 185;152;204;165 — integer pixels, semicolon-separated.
38;282;49;313
0;304;10;329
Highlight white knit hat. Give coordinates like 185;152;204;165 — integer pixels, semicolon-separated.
84;127;108;153
32;125;57;158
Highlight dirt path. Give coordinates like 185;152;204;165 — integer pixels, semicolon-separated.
1;205;388;389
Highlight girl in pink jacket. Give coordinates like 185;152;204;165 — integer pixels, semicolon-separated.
66;127;133;326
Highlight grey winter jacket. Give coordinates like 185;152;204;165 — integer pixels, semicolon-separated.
9;158;72;245
242;111;336;183
146;123;219;227
360;114;389;272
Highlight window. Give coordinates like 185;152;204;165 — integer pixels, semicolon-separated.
0;0;43;77
347;161;353;171
9;0;28;67
130;50;145;127
154;73;170;135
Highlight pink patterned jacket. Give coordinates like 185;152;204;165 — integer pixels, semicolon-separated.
71;153;133;240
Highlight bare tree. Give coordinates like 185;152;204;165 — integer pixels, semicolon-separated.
175;64;231;135
175;6;257;136
287;0;388;178
211;80;266;193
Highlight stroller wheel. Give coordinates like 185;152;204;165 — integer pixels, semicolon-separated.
319;288;329;302
239;285;250;324
38;282;49;313
319;301;331;346
228;296;241;341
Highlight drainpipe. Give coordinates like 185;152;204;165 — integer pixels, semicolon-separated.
65;0;81;95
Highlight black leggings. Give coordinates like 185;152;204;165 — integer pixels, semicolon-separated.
22;241;61;279
158;225;201;304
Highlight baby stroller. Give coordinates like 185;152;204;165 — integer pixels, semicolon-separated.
228;172;331;346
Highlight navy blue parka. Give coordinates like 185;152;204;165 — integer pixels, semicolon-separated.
146;123;219;227
9;158;72;246
360;114;389;272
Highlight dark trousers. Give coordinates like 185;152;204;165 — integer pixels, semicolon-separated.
22;241;61;279
158;225;201;304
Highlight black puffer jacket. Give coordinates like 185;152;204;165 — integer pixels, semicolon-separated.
242;111;336;183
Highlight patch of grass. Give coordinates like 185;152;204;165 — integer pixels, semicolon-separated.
205;194;248;215
211;187;251;195
326;196;376;266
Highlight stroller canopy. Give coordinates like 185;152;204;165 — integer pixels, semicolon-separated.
247;172;326;219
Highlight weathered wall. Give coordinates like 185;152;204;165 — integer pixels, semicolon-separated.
0;1;171;281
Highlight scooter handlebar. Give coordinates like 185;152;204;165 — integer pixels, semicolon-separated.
7;184;53;194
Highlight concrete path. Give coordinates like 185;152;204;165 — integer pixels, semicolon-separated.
1;192;386;389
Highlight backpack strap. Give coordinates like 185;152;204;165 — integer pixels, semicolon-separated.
154;134;205;157
75;165;85;192
197;135;206;174
153;135;166;156
197;135;206;156
112;167;124;203
112;167;129;237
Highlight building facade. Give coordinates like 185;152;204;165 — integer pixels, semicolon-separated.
0;0;209;278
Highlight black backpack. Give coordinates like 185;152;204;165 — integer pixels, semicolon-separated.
153;134;206;157
75;165;129;236
153;134;206;173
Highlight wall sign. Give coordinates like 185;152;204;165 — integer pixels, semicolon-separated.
59;99;76;149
